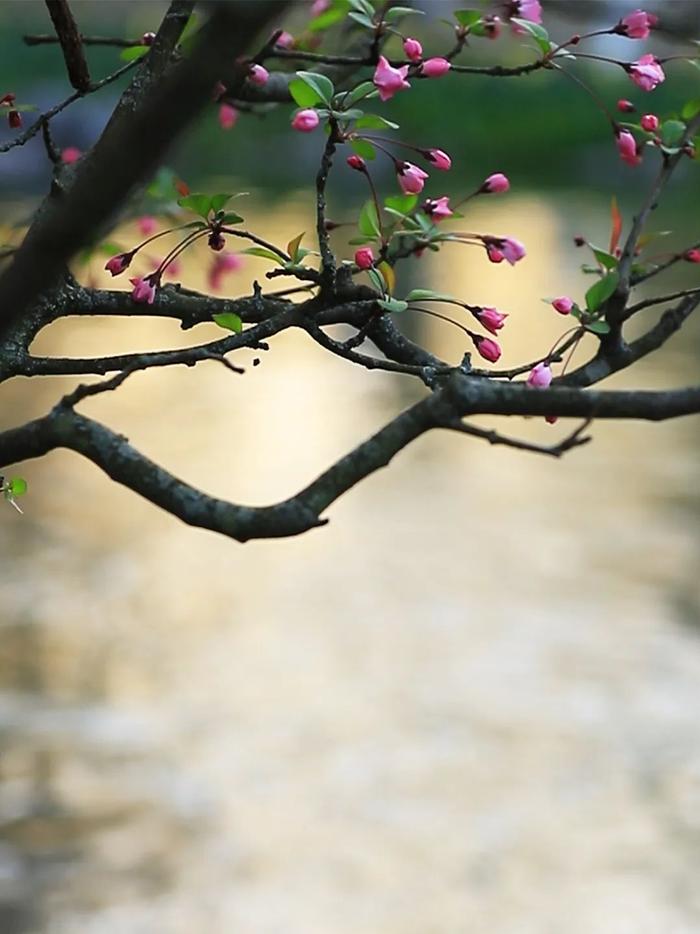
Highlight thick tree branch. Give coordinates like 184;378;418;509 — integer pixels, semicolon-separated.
45;0;91;91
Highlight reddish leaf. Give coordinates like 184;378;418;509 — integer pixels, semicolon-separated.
175;178;190;197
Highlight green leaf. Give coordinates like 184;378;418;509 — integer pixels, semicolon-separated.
349;0;375;15
661;119;686;147
220;211;243;225
358;199;381;238
210;193;233;212
8;477;27;496
240;247;285;264
590;246;619;270
510;17;551;54
377;298;408;313
339;81;376;109
367;267;385;294
454;9;483;27
350;138;376;160
585;320;611;335
178;193;212;219
296;71;335;105
213;312;242;333
384;6;424;21
585;271;619;313
355;113;399;130
377;260;395;295
287;232;305;261
405;288;460;303
384;193;418;214
308;5;349;32
348;11;375;29
682;98;700;121
119;45;149;62
289;79;322;108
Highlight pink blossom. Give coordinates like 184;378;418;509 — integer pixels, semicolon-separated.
424;148;451;171
61;146;81;164
105;253;132;276
487;246;505;264
617;9;655;39
617;129;641;166
628;54;665;92
640;113;659;132
137;215;158;236
208;252;243;291
422;196;453;221
508;0;542;23
275;31;295;49
486;236;525;265
347;154;366;171
130;275;157;304
421;58;451;78
373;55;410;102
684;249;700;263
249;64;269;86
291;108;320;132
403;37;423;61
527;362;553;389
481;172;510;193
397;161;428;194
473;335;502;363
218;103;238;130
475;307;508;334
355;247;374;269
311;0;329;15
617;99;635;113
552;296;573;315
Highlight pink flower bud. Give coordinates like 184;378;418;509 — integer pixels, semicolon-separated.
424;149;451;171
141;31;156;46
684;249;700;263
473;335;502;363
130;275;158;304
403;37;423;61
422;196;453;221
355;247;374;269
61;146;81;164
105;253;132;276
616;9;655;40
373;55;410;102
420;58;451;78
616;129;641;166
617;99;636;113
527;362;553;389
481;172;510;193
397;161;428;194
218;103;238;130
628;54;665;92
291;108;320;132
475;307;508;334
347;154;366;171
311;0;330;15
483;15;502;38
552;296;573;315
275;31;294;49
137;215;158;236
249;64;269;86
640;113;659;132
487;246;504;264
545;414;558;425
8;110;21;129
485;236;525;265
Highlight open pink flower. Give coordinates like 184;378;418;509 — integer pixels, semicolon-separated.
218;103;238;130
481;172;510;193
424;148;451;171
617;9;655;39
527;362;552;389
640;113;659;132
249;64;269;86
475;307;508;334
552;296;573;315
105;252;133;276
421;58;451;78
130;275;158;304
617;129;641;166
403;38;422;61
485;236;525;265
422;196;452;221
397;161;428;194
628;54;665;92
373;56;410;102
473;335;502;363
354;247;374;269
61;146;81;164
291;108;320;132
509;0;542;22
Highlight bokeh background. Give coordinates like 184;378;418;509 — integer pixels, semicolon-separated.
1;2;700;932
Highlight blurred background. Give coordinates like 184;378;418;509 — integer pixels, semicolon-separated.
1;2;700;932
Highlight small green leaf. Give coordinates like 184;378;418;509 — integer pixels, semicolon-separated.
358;199;381;238
348;11;375;29
510;17;551;53
384;193;418;214
585;271;619;313
350;138;376;160
349;0;375;15
384;5;424;20
585;320;611;335
682;98;700;121
289;78;323;108
178;193;212;219
308;5;348;32
119;45;149;62
377;298;408;313
240;247;285;264
220;211;243;225
454;9;483;27
661;119;686;147
339;81;376;109
367;267;385;294
210;193;233;212
287;232;305;261
213;313;242;333
590;246;619;270
405;288;460;303
377;260;395;295
355;113;399;130
296;71;335;105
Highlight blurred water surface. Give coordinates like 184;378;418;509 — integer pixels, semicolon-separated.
0;190;699;934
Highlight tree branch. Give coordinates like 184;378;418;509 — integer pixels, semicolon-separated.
45;0;91;91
